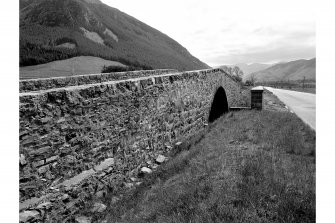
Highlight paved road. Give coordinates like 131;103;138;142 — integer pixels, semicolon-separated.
264;87;316;130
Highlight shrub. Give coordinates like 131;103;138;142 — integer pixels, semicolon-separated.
101;65;129;73
101;64;153;73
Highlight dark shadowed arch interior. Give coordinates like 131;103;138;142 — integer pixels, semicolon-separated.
208;87;229;123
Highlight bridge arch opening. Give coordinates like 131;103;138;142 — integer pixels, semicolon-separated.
208;87;229;123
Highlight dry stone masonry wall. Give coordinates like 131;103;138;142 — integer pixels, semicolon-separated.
19;68;248;220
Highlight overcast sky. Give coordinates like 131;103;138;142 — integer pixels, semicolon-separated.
101;0;315;67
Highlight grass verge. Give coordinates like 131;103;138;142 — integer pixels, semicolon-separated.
97;110;316;223
279;87;315;94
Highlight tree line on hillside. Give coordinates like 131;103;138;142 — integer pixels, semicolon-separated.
20;25;153;70
19;41;78;66
101;64;153;73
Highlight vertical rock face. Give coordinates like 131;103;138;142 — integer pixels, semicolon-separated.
19;68;248;216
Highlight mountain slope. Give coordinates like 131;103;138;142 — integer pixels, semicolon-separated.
235;63;272;81
19;0;209;72
249;58;316;82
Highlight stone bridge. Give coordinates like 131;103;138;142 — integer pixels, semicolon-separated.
19;68;250;215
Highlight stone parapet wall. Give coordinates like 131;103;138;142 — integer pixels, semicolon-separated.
19;68;248;219
19;69;178;93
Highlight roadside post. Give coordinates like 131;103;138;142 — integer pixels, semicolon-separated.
251;86;264;110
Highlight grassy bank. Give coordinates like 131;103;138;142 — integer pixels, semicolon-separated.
94;109;316;223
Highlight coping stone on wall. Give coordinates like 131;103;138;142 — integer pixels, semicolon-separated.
19;69;178;93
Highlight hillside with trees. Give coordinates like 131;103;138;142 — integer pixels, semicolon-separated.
20;0;209;77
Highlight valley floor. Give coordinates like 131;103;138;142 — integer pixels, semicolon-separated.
75;91;315;223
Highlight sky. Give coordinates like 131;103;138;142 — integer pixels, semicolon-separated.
101;0;315;67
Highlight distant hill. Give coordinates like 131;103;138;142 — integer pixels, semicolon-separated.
20;56;126;79
235;63;272;80
216;63;272;81
247;58;316;82
19;0;209;75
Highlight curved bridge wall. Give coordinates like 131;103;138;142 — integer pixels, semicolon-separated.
19;68;248;209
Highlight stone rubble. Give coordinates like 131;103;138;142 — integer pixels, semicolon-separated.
140;167;152;174
91;202;107;213
155;154;166;164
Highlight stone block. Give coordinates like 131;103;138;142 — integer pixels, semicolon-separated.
31;146;51;156
46;155;59;164
57;169;95;190
32;160;45;168
90;202;107;213
19;210;40;222
20;154;27;165
38;165;49;174
75;216;92;223
94;158;115;172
